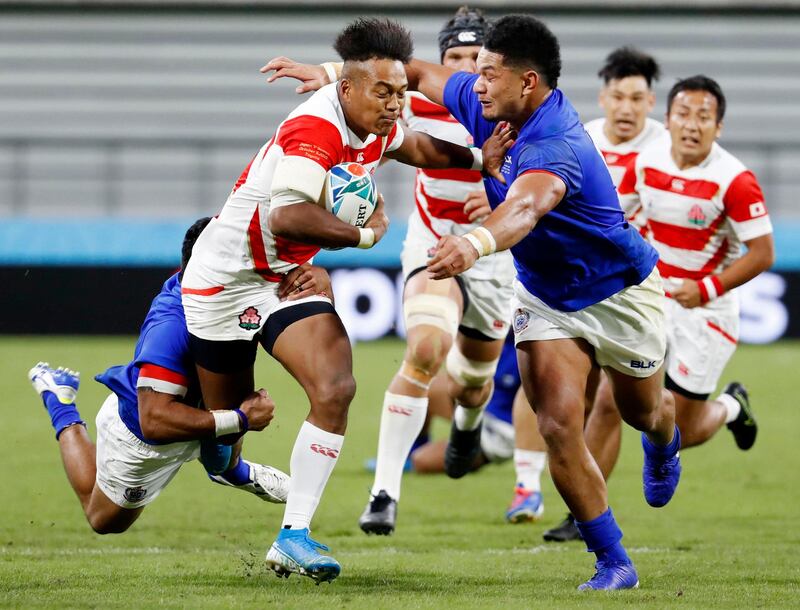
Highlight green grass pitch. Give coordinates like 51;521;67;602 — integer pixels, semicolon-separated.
0;336;798;608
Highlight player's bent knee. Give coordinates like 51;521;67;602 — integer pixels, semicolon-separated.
315;374;357;411
446;347;498;389
88;514;131;535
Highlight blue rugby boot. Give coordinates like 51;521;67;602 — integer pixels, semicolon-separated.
642;426;682;508
505;485;544;523
265;528;341;584
578;560;640;591
29;362;85;439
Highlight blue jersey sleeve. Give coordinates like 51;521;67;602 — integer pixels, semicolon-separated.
134;317;191;378
515;140;582;197
442;72;495;145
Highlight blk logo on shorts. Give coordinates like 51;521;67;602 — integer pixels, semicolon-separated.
310;443;339;458
124;486;147;503
238;306;262;330
388;404;413;416
630;360;658;369
513;308;530;333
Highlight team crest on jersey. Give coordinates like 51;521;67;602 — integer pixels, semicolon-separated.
124;486;147;503
238;306;262;330
671;178;686;192
513;308;530;333
688;204;707;227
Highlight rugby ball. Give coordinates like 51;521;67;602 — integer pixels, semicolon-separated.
322;163;378;227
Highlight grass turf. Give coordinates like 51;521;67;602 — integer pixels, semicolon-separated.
0;336;798;608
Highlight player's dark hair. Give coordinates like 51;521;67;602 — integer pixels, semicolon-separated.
667;74;726;122
334;18;414;64
598;46;661;87
483;15;561;88
438;6;489;60
179;216;212;279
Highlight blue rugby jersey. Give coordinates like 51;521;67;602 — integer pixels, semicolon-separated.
95;273;200;443
443;72;658;311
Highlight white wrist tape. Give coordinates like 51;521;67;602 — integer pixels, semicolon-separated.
463;227;497;258
357;227;375;249
470;147;483;171
211;410;242;437
321;62;341;83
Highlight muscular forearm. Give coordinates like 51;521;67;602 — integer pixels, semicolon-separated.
389;133;476;170
138;389;215;442
481;196;540;251
716;235;775;292
270;202;360;248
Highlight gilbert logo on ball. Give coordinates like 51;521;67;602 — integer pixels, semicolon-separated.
323;162;378;228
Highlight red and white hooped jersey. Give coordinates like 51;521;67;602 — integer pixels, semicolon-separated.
403;92;512;279
184;83;404;290
620;141;772;283
584;117;666;228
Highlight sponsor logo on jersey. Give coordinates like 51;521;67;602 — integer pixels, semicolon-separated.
124;486;147;503
238;306;262;330
671;178;686;192
356;152;365;163
513;308;530;333
310;443;339;458
388;404;413;416
502;155;513;175
688;204;707;226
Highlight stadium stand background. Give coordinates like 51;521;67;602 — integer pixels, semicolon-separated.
1;2;799;338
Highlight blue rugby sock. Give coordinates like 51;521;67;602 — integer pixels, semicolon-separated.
42;391;85;440
643;425;681;456
575;508;631;565
410;433;430;454
220;457;251;486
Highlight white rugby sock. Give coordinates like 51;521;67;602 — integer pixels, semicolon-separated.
454;394;490;431
514;449;547;491
718;392;741;424
371;392;428;501
281;421;343;530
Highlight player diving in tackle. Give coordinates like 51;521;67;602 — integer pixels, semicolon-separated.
26;217;333;534
265;13;681;591
182;18;497;583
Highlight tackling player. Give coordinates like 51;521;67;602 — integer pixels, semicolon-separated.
27;218;302;535
356;6;518;537
579;75;773;513
265;15;682;591
185;18;488;583
543;46;666;543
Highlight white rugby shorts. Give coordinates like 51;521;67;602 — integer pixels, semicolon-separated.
95;394;200;509
511;268;667;378
181;276;333;342
480;412;515;463
661;280;739;396
401;214;515;340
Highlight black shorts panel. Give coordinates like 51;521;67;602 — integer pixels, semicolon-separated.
457;324;497;342
259;300;337;355
188;333;257;374
665;373;710;401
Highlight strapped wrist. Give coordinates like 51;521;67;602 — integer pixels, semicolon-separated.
320;61;343;83
357;227;375;249
463;227;497;258
470;147;483;171
211;410;242;437
698;275;725;304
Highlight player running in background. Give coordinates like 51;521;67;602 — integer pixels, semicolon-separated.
186;18;488;583
579;75;773;513
267;14;682;591
542;46;666;543
356;6;519;537
26;217;314;535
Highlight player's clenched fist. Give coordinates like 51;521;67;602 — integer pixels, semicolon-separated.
364;193;390;244
239;389;276;431
426;234;479;280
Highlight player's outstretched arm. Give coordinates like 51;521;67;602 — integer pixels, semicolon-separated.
384;125;478;170
427;172;566;279
261;57;455;105
138;387;275;442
